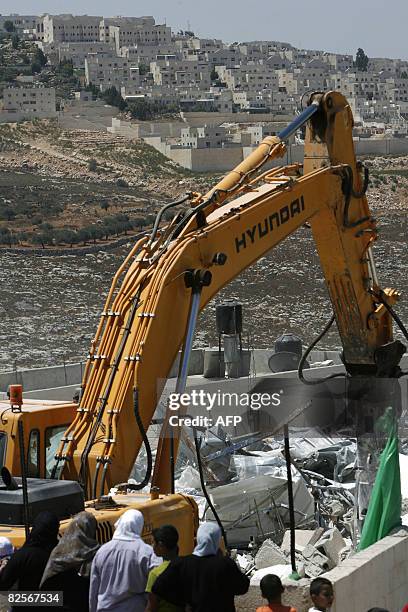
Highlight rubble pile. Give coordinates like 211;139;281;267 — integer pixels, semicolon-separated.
173;427;360;580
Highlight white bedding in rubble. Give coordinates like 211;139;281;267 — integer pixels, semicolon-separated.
250;564;293;585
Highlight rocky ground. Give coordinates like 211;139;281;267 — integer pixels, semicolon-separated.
2;121;408;371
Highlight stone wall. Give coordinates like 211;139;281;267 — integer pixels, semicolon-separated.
236;531;408;612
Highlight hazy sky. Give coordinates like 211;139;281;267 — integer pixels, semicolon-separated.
2;0;406;59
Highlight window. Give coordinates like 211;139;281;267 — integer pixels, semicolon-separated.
45;425;68;478
27;429;40;477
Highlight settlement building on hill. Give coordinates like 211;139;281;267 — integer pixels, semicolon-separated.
0;86;57;121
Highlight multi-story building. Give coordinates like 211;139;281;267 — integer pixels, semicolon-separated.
99;16;155;43
58;42;114;67
0;14;38;36
41;14;102;44
109;21;171;54
85;53;139;91
2;86;56;119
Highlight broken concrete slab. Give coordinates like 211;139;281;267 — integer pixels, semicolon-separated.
255;538;288;569
281;527;324;555
302;543;331;577
315;527;346;567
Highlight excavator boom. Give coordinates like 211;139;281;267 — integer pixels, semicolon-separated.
50;91;403;501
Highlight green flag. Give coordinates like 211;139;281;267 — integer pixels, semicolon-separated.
358;411;401;551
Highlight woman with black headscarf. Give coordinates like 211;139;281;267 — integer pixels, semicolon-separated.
0;510;59;593
40;512;99;612
152;522;249;612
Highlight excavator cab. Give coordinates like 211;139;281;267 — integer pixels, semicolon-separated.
0;399;76;479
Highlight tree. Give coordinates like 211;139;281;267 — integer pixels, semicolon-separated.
56;229;77;247
210;67;219;82
11;34;19;50
0;227;11;245
0;207;16;221
34;47;47;67
3;21;15;33
355;48;369;72
138;63;149;76
87;225;104;243
31;61;42;75
77;228;90;245
58;59;74;78
32;230;54;248
102;86;127;111
100;201;110;212
128;99;152;121
88;158;98;172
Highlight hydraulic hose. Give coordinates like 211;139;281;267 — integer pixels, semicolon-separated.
129;387;153;491
298;314;346;386
193;427;228;549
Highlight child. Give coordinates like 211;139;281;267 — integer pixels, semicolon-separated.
256;574;297;612
309;577;334;612
145;524;182;612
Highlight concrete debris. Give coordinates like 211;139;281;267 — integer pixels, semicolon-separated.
254;539;288;569
235;552;255;574
301;543;332;576
173;423;360;578
281;528;324;555
205;470;314;546
314;527;346;567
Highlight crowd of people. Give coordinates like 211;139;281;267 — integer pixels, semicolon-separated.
0;509;401;612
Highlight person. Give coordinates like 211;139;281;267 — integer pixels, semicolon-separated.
152;522;250;612
41;512;100;612
0;511;59;612
89;509;160;612
0;537;13;574
256;574;297;612
0;510;59;592
308;577;334;612
145;525;182;612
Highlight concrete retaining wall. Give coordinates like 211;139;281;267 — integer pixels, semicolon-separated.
236;531;408;612
0;348;342;393
243;139;408;169
327;530;408;612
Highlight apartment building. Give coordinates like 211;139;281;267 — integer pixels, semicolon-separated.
2;86;56;119
109;22;171;54
85;53;139;91
0;14;38;35
41;14;102;43
99;16;155;43
58;42;114;67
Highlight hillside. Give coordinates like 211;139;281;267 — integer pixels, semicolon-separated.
0;120;214;247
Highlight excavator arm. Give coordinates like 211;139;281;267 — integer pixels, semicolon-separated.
52;92;405;499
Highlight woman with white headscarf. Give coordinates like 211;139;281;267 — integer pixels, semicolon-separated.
152;522;249;612
89;509;160;612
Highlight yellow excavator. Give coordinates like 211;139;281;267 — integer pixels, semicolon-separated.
1;91;405;550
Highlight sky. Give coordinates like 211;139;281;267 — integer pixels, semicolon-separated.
1;0;407;60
